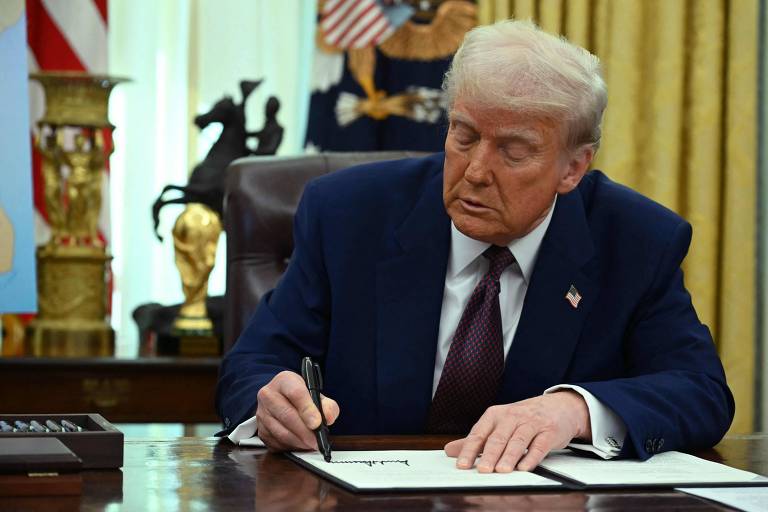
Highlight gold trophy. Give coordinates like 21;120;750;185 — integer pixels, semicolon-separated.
26;72;127;357
170;203;222;356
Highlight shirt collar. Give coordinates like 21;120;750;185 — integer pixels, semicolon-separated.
448;196;557;284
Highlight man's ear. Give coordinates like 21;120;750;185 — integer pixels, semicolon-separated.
557;145;594;194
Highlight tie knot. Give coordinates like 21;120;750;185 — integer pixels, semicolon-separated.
483;245;515;280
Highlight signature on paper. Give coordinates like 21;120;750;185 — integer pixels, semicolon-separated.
327;459;410;467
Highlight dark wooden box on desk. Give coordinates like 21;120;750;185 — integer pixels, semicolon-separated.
0;357;220;423
0;414;123;468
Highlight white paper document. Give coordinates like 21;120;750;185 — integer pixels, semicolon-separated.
289;450;563;491
676;487;768;512
539;450;768;487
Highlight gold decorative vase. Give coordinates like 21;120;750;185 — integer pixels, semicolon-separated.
26;72;127;357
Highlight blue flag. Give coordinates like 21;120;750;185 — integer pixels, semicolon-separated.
0;4;37;313
307;3;477;152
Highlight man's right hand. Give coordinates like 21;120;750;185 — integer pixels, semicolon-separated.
255;370;340;452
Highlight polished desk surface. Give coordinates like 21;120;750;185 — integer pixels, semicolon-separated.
2;434;766;511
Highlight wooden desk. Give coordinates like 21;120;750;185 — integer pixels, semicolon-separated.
0;357;220;422
1;434;764;511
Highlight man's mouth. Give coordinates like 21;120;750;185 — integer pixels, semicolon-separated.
459;198;489;211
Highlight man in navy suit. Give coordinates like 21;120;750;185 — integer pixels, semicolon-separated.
216;20;734;472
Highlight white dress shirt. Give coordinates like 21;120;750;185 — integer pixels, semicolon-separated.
434;197;626;459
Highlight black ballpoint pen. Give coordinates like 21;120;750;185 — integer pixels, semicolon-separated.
301;357;332;462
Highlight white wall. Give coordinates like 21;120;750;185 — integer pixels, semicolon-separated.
108;0;315;355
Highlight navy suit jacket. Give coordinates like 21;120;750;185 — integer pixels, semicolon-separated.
216;153;734;459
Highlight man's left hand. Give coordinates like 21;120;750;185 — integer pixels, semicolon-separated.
444;391;592;473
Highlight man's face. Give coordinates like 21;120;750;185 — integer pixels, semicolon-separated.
443;98;591;245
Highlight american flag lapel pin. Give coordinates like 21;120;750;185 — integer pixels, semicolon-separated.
565;285;582;309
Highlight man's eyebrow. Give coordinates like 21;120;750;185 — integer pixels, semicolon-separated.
450;112;543;147
449;112;476;128
496;129;542;147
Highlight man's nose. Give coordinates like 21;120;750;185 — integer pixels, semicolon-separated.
464;141;494;185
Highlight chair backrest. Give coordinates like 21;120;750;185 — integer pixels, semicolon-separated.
223;151;427;351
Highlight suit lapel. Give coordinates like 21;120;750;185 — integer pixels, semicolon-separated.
376;169;450;433
498;189;600;403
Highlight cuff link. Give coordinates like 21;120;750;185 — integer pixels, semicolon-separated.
644;437;664;454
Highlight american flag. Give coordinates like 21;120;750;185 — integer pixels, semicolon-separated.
320;0;413;49
565;285;582;308
26;0;111;311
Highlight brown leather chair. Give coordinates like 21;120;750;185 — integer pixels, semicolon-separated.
223;151;428;352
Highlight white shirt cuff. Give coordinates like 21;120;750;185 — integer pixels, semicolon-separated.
227;416;266;447
544;384;627;460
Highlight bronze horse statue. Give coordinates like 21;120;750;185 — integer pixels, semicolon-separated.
152;79;283;240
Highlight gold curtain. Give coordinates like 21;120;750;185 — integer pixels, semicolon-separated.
478;0;758;433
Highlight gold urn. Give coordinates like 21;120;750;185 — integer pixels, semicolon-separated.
26;72;127;357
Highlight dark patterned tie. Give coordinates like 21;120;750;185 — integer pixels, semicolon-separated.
426;245;516;434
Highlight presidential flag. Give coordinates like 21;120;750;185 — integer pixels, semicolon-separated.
307;1;477;152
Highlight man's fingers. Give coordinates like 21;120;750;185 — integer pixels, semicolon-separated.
475;431;512;473
320;395;340;425
445;395;588;472
476;417;528;473
257;421;290;453
516;433;555;471
256;371;341;454
491;423;536;473
444;438;465;458
455;415;495;470
258;408;315;451
276;372;323;429
477;422;533;473
259;385;318;448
